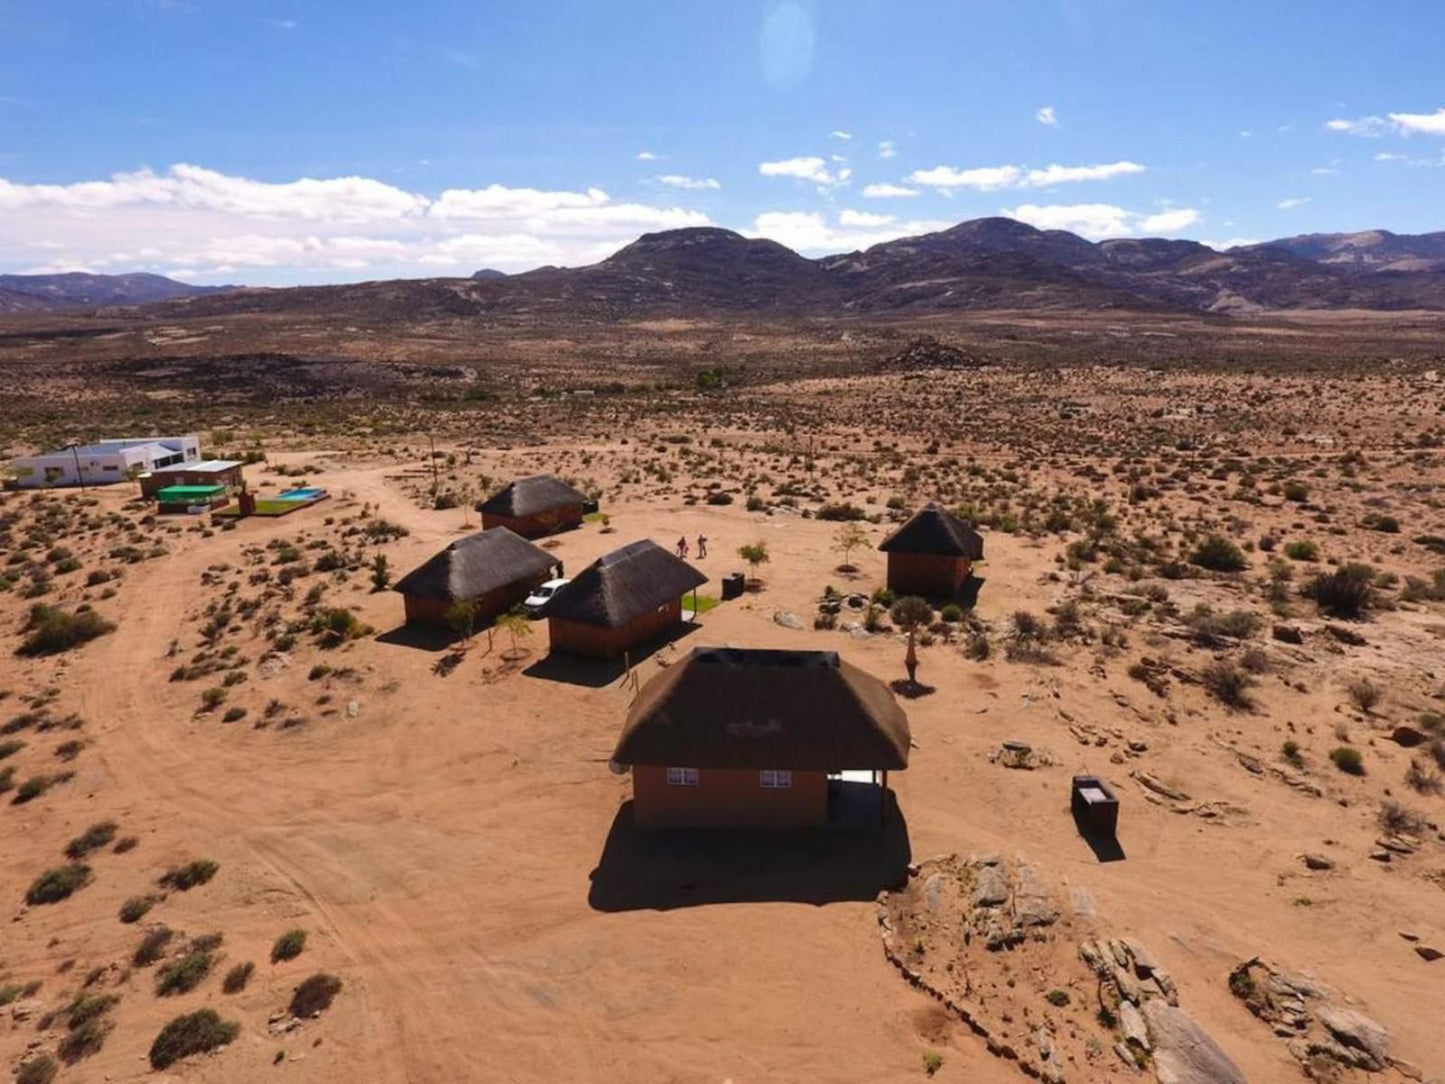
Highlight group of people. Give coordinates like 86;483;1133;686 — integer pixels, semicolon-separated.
676;534;708;559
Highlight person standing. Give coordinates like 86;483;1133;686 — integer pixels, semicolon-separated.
696;533;708;558
676;536;689;558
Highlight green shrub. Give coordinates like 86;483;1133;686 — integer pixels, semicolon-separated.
148;1009;240;1070
1305;564;1374;619
15;1054;58;1084
118;896;154;924
1281;740;1303;767
1329;746;1364;775
289;972;342;1017
271;928;308;963
1203;660;1254;710
0;737;24;760
1282;481;1310;502
1284;540;1319;561
65;821;117;860
923;1050;944;1076
1044;988;1070;1006
160;858;219;891
939;603;963;623
1190;535;1247;573
25;864;90;905
12;775;49;803
133;926;174;967
16;604;115;656
222;961;255;994
156;951;213;996
816;502;867;522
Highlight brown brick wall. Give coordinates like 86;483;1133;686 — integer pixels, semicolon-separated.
885;553;972;598
632;766;828;829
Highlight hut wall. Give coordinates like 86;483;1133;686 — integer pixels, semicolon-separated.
631;766;828;829
481;503;583;539
548;599;681;660
402;575;545;629
141;466;243;499
885;553;972;598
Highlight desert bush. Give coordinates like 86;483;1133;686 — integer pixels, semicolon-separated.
289;972;342;1017
25;864;90;905
939;603;963;623
1405;756;1442;795
1329;746;1364;775
12;774;50;803
1282;481;1310;502
964;630;991;660
148;1009;240;1070
222;961;255;994
271;928;307;963
16;604;115;656
816;502;867;522
1283;540;1319;562
1203;660;1254;710
160;859;219;891
133;926;174;967
1281;739;1303;767
15;1054;58;1084
1186;607;1260;643
118;895;154;923
1190;534;1247;573
65;821;117;860
1345;678;1381;714
923;1050;944;1076
1305;564;1374;619
156;950;213;996
1378;800;1426;835
0;737;23;759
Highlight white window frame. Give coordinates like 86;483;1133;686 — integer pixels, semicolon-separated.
665;767;699;786
759;769;793;789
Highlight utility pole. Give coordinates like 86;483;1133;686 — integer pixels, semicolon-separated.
428;433;439;504
67;443;87;497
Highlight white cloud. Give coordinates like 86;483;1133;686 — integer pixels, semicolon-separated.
1374;152;1407;161
1389;107;1445;135
878;140;896;159
1004;202;1202;239
0;163;713;283
751;210;951;254
862;183;918;198
1310;167;1339;175
1326;115;1396;138
1035;105;1058;127
838;209;895;227
1277;197;1309;209
1138;208;1202;233
758;155;849;186
830;129;852;140
1004;203;1134;238
906;160;1145;191
635;150;658;160
657;174;721;191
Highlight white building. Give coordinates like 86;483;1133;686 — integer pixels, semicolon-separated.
7;435;202;488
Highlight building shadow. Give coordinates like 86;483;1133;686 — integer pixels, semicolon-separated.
1072;810;1127;863
587;795;912;912
523;621;701;688
955;575;984;609
375;623;458;653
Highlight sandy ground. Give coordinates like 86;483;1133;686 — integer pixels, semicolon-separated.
3;433;1444;1083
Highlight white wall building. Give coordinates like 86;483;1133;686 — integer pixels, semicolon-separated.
7;435;202;488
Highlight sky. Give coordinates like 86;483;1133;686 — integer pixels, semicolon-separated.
1;0;1443;286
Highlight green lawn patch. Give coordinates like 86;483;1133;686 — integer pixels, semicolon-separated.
680;594;720;615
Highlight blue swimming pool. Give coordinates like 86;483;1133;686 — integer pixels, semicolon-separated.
278;487;325;501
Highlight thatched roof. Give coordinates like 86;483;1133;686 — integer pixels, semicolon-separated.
614;647;910;771
878;503;984;559
393;527;556;602
547;539;706;628
477;474;588;518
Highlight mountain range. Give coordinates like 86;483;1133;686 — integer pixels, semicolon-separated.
6;220;1445;319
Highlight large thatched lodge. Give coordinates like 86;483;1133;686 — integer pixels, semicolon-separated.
878;503;984;598
394;527;559;627
546;539;706;660
612;647;910;829
477;474;588;538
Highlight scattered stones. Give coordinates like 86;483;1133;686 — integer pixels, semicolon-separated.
1272;624;1304;645
987;741;1056;770
1230;958;1395;1074
1132;770;1190;802
1301;852;1335;871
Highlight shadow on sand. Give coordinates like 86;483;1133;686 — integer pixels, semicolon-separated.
1072;811;1127;863
587;795;912;912
522;621;700;688
375;622;462;654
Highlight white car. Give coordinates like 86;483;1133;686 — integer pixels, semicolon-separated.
523;578;570;618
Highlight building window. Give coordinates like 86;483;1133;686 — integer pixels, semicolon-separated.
103;465;120;472
759;769;792;789
665;767;699;786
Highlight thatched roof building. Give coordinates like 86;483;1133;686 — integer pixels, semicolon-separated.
478;474;588;537
547;539;707;659
878;503;984;559
616;647;910;771
394;527;556;626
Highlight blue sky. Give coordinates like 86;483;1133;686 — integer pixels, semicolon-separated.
2;0;1442;285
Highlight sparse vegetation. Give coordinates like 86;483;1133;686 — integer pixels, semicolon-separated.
289;972;343;1017
271;927;308;963
25;864;90;905
149;1009;240;1070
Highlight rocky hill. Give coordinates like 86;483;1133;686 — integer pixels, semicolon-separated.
0;272;229;313
125;218;1445;322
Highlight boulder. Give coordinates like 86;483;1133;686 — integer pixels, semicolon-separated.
1302;852;1335;871
1317;1006;1389;1068
972;864;1009;908
1119;1000;1151;1050
773;611;806;630
1141;999;1247;1084
1388;725;1425;748
1272;624;1304;645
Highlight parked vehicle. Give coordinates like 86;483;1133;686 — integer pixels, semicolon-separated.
522;578;570;618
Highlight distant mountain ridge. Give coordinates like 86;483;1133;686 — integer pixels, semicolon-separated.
13;219;1444;322
0;272;229;314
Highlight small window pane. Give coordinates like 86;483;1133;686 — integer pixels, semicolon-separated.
666;767;698;786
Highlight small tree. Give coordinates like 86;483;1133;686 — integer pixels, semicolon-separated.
738;541;770;586
125;463;146;494
446;599;478;644
832;522;869;572
369;554;391;592
890;596;934;687
494;606;532;659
